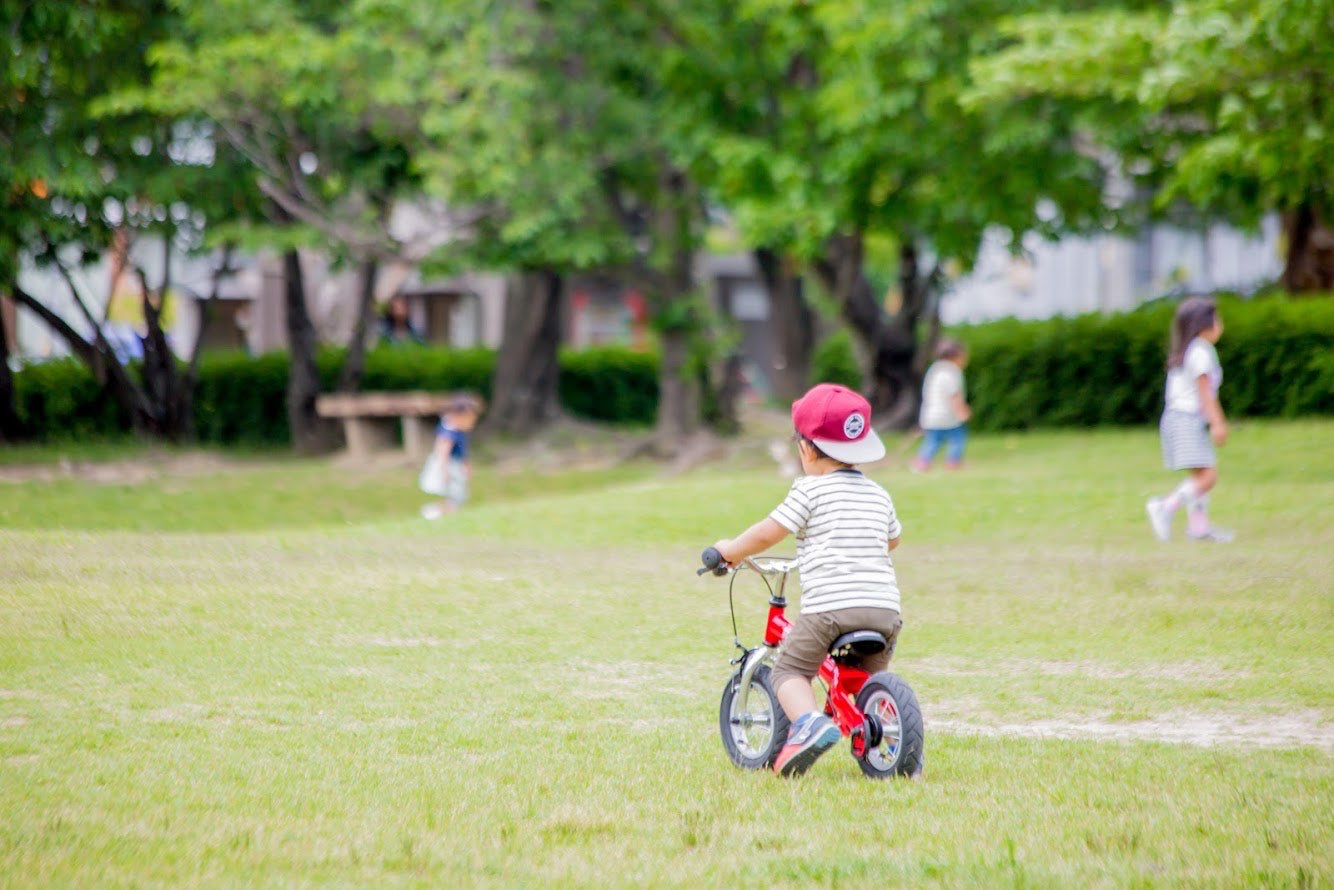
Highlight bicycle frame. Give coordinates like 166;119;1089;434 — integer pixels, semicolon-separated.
732;558;871;743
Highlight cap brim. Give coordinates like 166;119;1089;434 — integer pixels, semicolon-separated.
812;430;886;464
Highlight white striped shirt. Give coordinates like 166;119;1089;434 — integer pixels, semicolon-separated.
768;470;902;615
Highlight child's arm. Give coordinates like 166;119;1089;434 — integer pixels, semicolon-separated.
949;391;972;422
714;518;790;566
1197;375;1228;445
888;535;901;552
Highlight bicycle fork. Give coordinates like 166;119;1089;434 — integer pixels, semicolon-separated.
732;645;778;729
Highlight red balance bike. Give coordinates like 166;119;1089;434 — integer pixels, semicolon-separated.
699;547;924;778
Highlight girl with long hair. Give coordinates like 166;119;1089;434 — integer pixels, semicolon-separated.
1146;297;1233;542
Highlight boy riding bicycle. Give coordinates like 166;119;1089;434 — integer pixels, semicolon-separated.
712;383;903;777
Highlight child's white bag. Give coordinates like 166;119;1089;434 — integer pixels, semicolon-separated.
418;451;450;496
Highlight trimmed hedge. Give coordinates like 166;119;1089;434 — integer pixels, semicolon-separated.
12;357;130;439
801;294;1332;430
959;296;1334;431
11;295;1331;443
12;344;649;445
558;346;658;425
811;330;863;391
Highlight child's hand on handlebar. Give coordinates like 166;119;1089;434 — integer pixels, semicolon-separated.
702;520;792;577
698;545;731;576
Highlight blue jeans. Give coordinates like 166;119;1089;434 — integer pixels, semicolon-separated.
918;425;967;465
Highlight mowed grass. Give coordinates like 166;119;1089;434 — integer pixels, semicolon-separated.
1;420;1331;886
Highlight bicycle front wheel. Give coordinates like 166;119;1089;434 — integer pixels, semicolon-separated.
719;665;789;769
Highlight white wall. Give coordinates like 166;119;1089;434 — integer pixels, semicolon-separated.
942;217;1283;325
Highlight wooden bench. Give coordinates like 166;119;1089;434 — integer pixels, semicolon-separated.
315;392;452;459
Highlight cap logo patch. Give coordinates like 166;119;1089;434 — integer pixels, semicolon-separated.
843;412;865;440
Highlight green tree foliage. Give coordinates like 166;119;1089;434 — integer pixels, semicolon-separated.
971;0;1334;291
395;0;726;448
129;0;727;448
112;0;448;449
2;0;257;440
651;0;1113;425
10;0;1328;448
359;1;641;436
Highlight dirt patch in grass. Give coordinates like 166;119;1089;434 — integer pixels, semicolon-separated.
916;658;1328;750
927;708;1333;752
330;634;445;648
147;705;209;723
914;655;1250;684
0;453;236;485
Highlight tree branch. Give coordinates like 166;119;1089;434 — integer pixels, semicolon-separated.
216;118;289;183
9;284;100;370
100;231;133;327
41;249;154;424
46;245;112;354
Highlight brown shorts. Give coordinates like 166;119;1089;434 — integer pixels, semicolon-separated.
771;606;902;691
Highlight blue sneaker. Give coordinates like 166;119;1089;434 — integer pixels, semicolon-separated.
773;713;841;777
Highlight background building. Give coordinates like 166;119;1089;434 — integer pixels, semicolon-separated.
943;217;1283;324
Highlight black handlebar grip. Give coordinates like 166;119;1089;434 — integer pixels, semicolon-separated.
699;546;727;576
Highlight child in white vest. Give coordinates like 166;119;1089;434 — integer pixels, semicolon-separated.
912;339;972;472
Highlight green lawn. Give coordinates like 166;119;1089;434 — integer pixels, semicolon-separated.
2;420;1331;886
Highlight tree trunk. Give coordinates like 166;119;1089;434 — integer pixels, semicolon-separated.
486;268;565;437
282;249;332;453
812;232;922;429
755;247;813;401
1282;203;1334;293
336;258;379;393
174;245;237;443
0;292;21;441
651;168;704;454
134;233;185;439
709;350;744;435
656;325;700;449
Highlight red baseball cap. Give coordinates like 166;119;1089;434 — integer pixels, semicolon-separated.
791;383;886;464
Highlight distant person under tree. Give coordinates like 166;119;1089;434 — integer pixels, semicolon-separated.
379;294;424;346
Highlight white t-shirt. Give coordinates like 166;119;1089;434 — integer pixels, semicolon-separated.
1165;338;1222;415
919;360;965;430
768;470;902;615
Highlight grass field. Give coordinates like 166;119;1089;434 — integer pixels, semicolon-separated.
2;419;1331;886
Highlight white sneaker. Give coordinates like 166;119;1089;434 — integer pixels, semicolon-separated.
420;503;444;521
1145;498;1172;542
1188;526;1235;543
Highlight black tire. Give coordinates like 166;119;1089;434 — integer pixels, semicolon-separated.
854;672;924;779
719;665;790;769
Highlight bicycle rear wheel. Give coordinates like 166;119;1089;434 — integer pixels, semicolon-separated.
854;672;924;778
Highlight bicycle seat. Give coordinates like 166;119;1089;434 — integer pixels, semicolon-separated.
828;630;888;661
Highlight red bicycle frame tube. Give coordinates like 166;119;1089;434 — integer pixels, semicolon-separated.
762;602;790;647
763;600;868;737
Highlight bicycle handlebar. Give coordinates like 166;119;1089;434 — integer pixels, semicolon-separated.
698;546;728;576
699;549;798;578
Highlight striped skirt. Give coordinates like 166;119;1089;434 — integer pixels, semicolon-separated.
1160;409;1215;470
